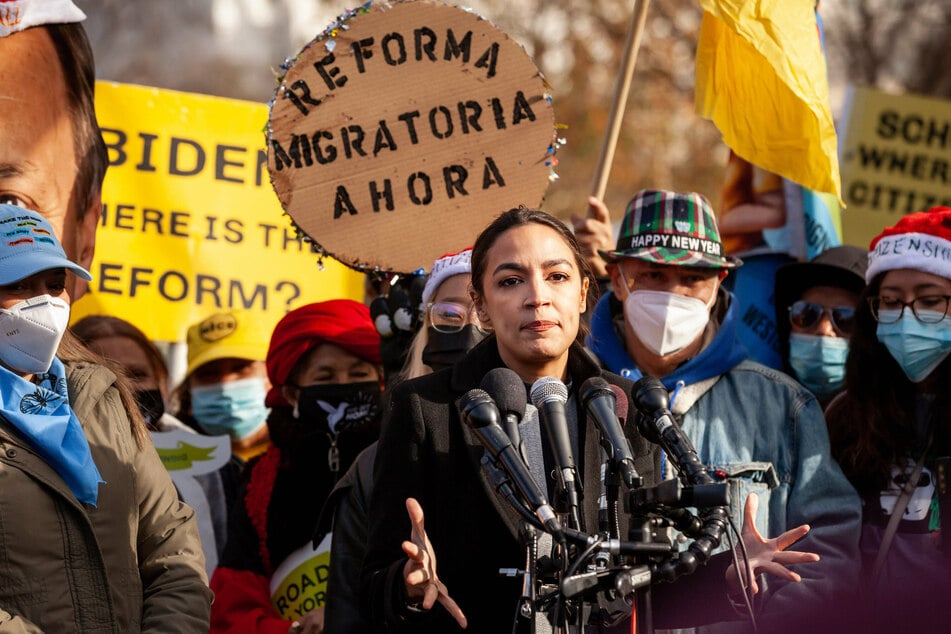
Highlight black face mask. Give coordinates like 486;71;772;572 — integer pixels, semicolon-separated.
422;325;488;372
269;381;381;475
135;389;165;429
296;381;382;434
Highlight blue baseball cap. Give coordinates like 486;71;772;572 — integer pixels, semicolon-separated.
0;204;93;285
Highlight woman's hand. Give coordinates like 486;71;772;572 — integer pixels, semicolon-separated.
725;493;820;597
288;606;324;633
401;497;468;629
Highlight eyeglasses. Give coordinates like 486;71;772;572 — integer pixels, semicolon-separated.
429;302;477;333
789;300;855;336
868;295;951;324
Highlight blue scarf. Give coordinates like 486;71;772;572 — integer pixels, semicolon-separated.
0;358;103;505
586;291;749;391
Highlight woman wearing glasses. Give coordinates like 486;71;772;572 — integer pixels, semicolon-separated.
402;248;489;377
826;209;951;631
774;246;867;404
322;248;486;634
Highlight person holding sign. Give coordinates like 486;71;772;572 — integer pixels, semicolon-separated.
826;208;951;631
0;204;211;631
211;299;382;634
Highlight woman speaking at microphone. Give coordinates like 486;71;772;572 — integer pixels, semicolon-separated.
361;208;813;632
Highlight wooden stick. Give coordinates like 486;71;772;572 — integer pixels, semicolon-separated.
590;0;652;201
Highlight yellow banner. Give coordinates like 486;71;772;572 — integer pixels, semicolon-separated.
839;85;951;249
72;82;364;342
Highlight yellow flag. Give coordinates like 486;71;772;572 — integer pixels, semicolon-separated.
695;0;841;202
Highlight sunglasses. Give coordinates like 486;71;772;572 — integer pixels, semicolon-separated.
788;300;855;336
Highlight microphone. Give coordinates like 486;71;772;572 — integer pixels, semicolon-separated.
458;388;563;538
580;377;640;489
481;368;527;464
631;376;712;485
530;377;582;527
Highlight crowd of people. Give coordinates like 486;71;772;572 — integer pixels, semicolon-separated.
0;2;949;633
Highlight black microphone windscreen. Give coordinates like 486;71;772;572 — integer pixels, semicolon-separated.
530;376;568;408
609;384;629;423
481;367;526;420
631;375;669;413
580;376;610;399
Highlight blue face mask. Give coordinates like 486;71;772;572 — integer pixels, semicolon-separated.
788;333;849;398
876;309;951;383
190;377;269;440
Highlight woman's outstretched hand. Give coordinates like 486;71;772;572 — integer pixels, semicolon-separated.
725;493;821;597
402;497;468;629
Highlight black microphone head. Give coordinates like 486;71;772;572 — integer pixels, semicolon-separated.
631;375;669;414
580;376;613;409
609;384;629;423
458;388;498;428
530;376;568;408
481;368;527;421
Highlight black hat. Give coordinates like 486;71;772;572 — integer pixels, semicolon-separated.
774;245;868;364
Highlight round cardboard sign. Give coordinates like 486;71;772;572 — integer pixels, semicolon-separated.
267;0;556;273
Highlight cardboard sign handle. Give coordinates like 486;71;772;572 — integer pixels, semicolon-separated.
590;0;652;201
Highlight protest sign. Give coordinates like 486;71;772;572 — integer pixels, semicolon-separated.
839;85;951;248
72;82;365;343
151;429;231;577
270;534;333;621
267;0;557;273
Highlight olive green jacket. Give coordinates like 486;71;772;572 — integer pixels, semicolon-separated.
0;361;212;633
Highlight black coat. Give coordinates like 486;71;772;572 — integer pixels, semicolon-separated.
361;336;662;632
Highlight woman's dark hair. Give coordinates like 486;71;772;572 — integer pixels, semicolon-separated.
72;315;169;388
59;328;148;447
826;272;951;491
470;207;598;342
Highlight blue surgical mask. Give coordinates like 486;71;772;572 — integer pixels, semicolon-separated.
190;377;269;440
876;309;951;383
788;333;849;398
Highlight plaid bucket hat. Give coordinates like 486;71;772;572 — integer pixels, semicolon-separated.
599;189;741;269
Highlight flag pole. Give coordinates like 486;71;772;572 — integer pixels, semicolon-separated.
590;0;652;200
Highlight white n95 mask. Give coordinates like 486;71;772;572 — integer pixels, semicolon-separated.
625;289;714;356
0;295;70;374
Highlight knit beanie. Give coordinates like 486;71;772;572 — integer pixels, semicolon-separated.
265;299;381;406
421;248;473;306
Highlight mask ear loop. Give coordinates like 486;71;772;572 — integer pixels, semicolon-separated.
617;266;631;296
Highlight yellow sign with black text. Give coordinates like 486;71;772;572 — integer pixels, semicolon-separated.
839;86;951;248
72;82;364;342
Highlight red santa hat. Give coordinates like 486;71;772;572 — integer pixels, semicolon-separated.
867;207;951;283
0;0;86;39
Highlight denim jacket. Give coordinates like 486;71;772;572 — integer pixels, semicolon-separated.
588;290;862;632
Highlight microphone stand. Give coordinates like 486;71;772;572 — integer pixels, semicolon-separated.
511;522;537;634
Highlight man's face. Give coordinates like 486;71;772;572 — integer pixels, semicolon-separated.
610;258;723;303
0;27;99;298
